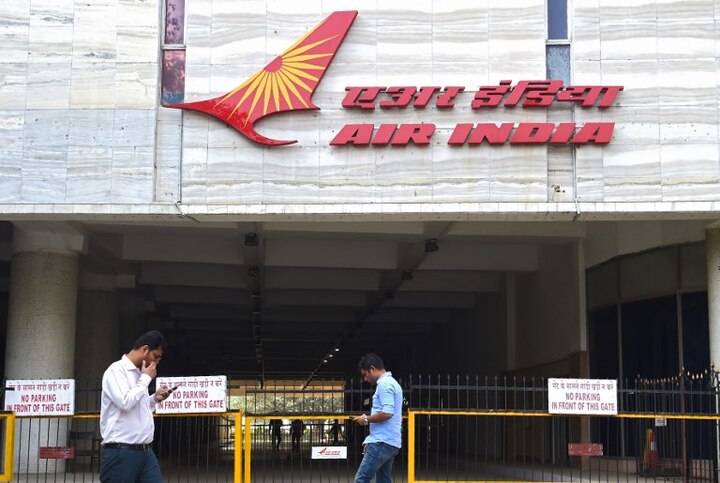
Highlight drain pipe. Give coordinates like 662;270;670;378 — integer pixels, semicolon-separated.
571;106;580;220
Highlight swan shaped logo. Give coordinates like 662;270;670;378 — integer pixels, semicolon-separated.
168;11;358;146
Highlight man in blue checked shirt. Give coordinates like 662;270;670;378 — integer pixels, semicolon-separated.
352;353;403;483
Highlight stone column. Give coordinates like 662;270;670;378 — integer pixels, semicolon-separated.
708;223;720;368
5;224;85;472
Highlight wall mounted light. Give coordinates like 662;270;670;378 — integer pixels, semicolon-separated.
244;233;259;246
424;238;439;253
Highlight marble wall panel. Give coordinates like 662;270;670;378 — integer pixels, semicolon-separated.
660;144;719;183
377;23;432;65
3;0;30;27
375;144;432;181
117;26;158;63
657;20;715;60
115;63;158;109
317;145;375;180
572;60;602;84
21;146;67;202
70;62;116;108
26;62;71;109
208;179;263;204
118;0;159;28
604;175;662;201
2;1;719;209
315;180;377;204
431;143;490;180
66;146;112;202
113;110;156;147
486;60;546;84
207;147;264;182
262;180;319;204
601;60;659;107
185;63;211;100
181;146;209;202
155;108;182;202
182;112;210;148
206;147;263;203
72;2;117;62
375;179;433;204
211;24;265;66
29;0;74;27
375;1;432;23
0;110;25;201
573;0;600;61
603;144;661;181
186;13;212;66
0;25;30;64
0;111;25;160
599;0;657;60
263;146;319;181
0;165;22;201
68;109;114;146
657;58;716;107
575;145;605;201
111;146;154;203
28;25;73;63
23;110;71;149
547;146;575;202
431;179;491;203
0;64;27;109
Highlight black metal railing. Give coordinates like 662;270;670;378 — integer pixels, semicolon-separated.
4;371;720;482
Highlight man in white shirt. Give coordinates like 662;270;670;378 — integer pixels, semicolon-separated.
99;330;172;483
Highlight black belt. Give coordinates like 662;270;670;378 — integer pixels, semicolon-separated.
103;443;152;451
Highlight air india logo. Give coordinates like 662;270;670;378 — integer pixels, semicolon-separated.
168;11;358;146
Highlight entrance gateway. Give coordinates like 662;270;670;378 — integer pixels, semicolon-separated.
1;1;720;482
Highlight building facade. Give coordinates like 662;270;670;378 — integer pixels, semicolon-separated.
0;0;719;414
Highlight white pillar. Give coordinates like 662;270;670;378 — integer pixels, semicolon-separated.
5;224;85;473
707;223;720;368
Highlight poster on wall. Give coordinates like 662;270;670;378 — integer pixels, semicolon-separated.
4;379;75;416
155;375;227;414
548;378;617;415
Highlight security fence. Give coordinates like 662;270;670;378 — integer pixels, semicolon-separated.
1;373;719;482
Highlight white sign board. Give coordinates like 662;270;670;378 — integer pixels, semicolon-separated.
4;379;75;416
548;378;617;415
311;446;348;459
655;417;667;427
155;376;227;414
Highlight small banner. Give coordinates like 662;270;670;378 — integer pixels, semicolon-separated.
155;375;227;414
548;378;617;415
4;379;75;416
311;446;348;459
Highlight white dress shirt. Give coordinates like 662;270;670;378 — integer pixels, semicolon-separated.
100;355;158;445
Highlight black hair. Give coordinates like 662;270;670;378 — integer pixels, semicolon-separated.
358;353;385;371
133;330;167;351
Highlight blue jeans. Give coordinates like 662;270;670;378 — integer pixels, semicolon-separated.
355;442;399;483
100;447;162;483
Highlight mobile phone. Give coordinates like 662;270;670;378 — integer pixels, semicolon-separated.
168;386;179;394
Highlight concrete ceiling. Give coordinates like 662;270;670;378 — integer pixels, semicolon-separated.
0;220;587;382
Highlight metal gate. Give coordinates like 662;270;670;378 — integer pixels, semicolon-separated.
1;373;719;482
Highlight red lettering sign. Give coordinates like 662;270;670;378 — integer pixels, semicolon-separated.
568;443;603;456
40;447;75;459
